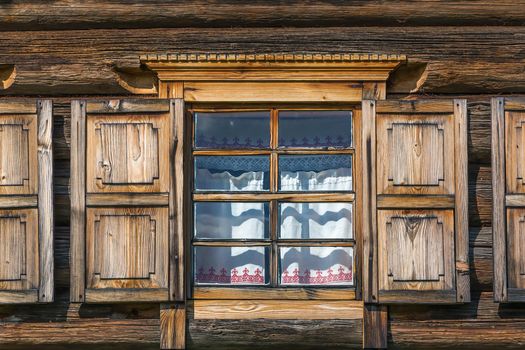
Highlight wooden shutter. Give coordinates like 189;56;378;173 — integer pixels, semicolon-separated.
0;100;53;304
71;99;182;303
362;99;469;304
492;97;525;302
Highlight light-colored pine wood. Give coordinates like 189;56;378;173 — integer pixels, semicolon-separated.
378;209;455;295
0;195;37;208
37;99;54;303
70;100;86;302
0;100;37;114
86;193;169;206
85;207;168;291
183;82;363;103
86;112;170;194
506;209;525;291
193;287;355;300
84;288;170;303
160;303;186;349
377;195;455;209
190;300;363;320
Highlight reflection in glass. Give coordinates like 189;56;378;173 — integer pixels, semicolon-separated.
278;110;352;148
279;155;352;191
194;246;269;285
279;202;353;239
194;156;270;191
194;202;269;240
195;111;271;149
279;246;353;286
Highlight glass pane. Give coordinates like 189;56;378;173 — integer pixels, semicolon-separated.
195;155;270;192
278;110;352;148
194;246;269;285
279;155;352;191
195;111;271;149
279;202;353;239
279;246;353;286
194;202;269;240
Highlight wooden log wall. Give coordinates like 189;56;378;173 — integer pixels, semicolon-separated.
1;1;525;348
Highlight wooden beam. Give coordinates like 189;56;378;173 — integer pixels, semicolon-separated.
0;1;524;30
160;304;186;349
37;99;54;303
363;304;387;349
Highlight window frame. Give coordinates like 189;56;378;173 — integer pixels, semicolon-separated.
186;103;362;300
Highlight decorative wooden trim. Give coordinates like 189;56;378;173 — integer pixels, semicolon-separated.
70;100;86;303
189;300;363;320
37;99;54;303
454;99;470;303
0;65;16;90
363;304;387;349
160;303;186;349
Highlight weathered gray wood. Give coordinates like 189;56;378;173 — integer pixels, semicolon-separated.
454;99;470;303
70;100;86;303
0;1;524;30
492;97;507;302
37;99;54;303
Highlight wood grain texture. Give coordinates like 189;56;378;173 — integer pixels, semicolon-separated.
1;27;525;95
184;82;362;103
190;300;363;320
70;100;86;302
454;99;470;303
37;99;54;303
160;303;186;349
2;1;525;30
361;100;377;303
363;304;387;349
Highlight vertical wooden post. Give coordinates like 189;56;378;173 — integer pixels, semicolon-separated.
70;100;86;302
160;304;186;349
163;81;186;349
454;99;470;303
492;97;507;302
363;304;387;349
37;99;54;302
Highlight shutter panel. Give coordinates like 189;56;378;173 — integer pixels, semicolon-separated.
0;100;53;304
71;99;180;303
492;97;525;302
362;99;469;304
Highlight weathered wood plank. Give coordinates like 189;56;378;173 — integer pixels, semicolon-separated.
1;27;525;95
37;99;54;303
70;100;86;303
363;304;387;349
160;304;185;350
0;1;524;30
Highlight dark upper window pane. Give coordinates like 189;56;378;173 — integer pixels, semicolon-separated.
195;111;271;149
278;110;352;148
194;155;270;192
279;155;352;192
194;202;270;240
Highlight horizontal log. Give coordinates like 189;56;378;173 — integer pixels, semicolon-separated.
0;1;524;30
0;27;525;94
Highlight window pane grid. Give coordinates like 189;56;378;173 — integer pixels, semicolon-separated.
192;108;354;288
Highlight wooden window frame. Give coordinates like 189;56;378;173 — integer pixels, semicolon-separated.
188;104;361;301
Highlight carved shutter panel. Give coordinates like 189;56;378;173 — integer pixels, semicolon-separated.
0;100;53;304
362;99;469;304
71;99;181;303
492;97;525;302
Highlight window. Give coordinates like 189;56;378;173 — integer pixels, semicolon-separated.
191;108;356;293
